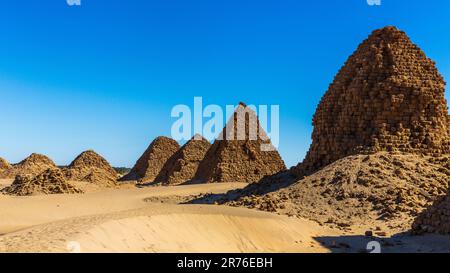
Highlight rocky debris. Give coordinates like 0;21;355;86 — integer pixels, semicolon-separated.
155;135;211;185
1;168;83;196
413;193;450;234
0;157;11;174
193;103;286;183
205;152;450;231
0;153;57;179
294;26;450;176
120;137;180;183
412;157;450;234
63;150;118;187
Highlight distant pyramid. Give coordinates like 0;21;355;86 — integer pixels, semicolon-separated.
2;168;83;196
296;26;450;175
0;157;11;174
120;136;180;183
0;153;57;179
155;135;211;185
63;150;118;187
194;103;286;183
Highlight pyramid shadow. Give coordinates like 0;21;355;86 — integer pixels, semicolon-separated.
187;170;298;205
315;231;450;253
153;151;180;184
314;234;406;253
135;181;161;188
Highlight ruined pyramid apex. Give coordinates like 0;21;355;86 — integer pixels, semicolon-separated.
154;136;177;143
191;134;208;142
374;25;401;33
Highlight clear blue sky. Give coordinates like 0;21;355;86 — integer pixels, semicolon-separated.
0;0;449;168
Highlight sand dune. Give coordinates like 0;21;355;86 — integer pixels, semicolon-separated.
2;179;450;253
0;181;246;234
0;205;326;253
0;179;331;253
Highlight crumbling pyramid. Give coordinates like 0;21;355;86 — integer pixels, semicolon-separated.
295;26;450;175
63;150;118;187
155;135;211;185
193;103;286;183
2;168;84;196
0;157;11;174
0;153;57;179
120;136;180;183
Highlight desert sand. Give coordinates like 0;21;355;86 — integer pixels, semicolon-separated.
1;179;450;253
0;179;329;253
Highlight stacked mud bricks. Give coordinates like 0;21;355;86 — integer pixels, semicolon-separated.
298;26;450;174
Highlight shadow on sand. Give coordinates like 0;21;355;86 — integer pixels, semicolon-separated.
187;170;297;205
315;232;450;253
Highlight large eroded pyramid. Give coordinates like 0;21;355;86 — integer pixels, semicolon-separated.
193;103;286;183
0;153;57;179
120;136;180;183
155;135;211;185
63;150;118;187
297;26;450;174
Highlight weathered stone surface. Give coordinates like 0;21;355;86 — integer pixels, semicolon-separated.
194;103;286;183
2;168;83;196
0;153;57;179
63;150;118;187
0;157;11;174
120;136;180;183
155;135;211;185
412;157;450;234
295;26;450;175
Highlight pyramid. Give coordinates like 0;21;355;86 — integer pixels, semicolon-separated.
0;153;57;179
295;26;450;175
193;103;286;183
155;135;212;185
2;168;84;196
120;136;181;183
0;157;11;174
63;150;118;187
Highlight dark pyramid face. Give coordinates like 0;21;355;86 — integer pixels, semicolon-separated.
155;135;211;185
298;26;450;174
120;136;180;183
194;103;286;184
